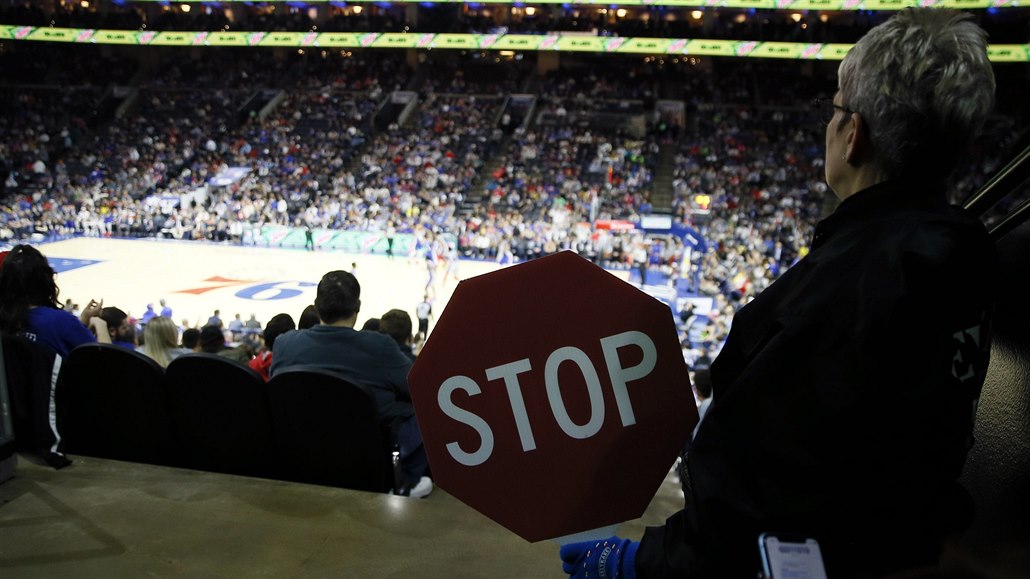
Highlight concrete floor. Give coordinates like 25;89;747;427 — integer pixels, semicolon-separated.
0;454;686;578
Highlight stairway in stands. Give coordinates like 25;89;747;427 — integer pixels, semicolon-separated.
650;140;680;212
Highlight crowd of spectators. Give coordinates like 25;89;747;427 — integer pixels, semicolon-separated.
669;106;826;358
1;51;412;241
459;125;658;263
2;46;1026;367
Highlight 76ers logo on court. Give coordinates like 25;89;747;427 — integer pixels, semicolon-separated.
175;276;316;300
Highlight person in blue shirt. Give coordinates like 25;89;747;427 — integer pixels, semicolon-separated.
207;309;223;329
0;244;110;358
141;304;157;326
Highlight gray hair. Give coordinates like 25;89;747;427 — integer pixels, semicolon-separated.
837;8;995;180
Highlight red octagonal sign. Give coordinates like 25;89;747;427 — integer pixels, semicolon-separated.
409;251;697;542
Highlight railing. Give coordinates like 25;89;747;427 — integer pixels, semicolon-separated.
963;144;1030;241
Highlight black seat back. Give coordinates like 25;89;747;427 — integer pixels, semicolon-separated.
267;367;394;492
165;353;273;478
1;335;69;467
58;343;171;465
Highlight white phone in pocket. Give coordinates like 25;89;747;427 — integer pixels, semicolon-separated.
758;533;828;579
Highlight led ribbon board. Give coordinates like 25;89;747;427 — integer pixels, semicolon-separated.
1;25;1027;61
111;0;1023;8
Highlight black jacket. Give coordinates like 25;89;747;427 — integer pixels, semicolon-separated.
637;181;996;578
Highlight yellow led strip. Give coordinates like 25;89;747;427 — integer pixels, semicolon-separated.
1;26;1026;61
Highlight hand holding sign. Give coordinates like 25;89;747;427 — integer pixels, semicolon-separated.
409;251;697;542
560;536;639;579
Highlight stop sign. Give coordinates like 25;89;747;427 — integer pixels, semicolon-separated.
408;251;697;542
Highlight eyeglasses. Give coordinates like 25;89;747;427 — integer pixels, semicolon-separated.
813;97;855;124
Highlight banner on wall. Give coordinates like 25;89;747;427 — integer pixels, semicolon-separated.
249;227;458;255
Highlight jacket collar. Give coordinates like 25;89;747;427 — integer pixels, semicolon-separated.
812;180;947;249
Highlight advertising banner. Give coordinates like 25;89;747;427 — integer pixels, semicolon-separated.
27;27;77;42
93;30;139;45
3;25;1025;62
150;32;194;46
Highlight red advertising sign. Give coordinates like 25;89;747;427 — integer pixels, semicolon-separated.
594;219;636;231
409;251;697;542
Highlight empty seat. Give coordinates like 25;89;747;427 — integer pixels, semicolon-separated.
165;353;273;478
58;343;171;465
267;367;396;493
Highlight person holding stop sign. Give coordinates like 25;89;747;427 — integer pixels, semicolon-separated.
561;9;997;578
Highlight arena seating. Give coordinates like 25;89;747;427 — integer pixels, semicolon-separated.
0;335;68;468
267;367;398;493
58;343;172;465
46;347;403;494
2;44;1024;366
1;6;1028;569
165;353;275;479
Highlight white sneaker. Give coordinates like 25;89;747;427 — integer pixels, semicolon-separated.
408;476;433;499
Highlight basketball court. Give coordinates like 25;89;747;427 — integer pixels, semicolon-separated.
39;237;510;335
32;237;697;343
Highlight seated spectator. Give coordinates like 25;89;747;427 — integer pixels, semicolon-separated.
137;316;190;368
360;318;380;332
198;325;251;365
228;313;244;342
207;310;223;329
248;313;295;381
243;313;261;337
0;244;109;357
298;304;320;330
379;308;416;362
100;306;136;349
141;304;157;325
271;270;432;498
181;327;200;351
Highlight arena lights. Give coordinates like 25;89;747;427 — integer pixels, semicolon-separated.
100;0;1024;8
1;25;1026;61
